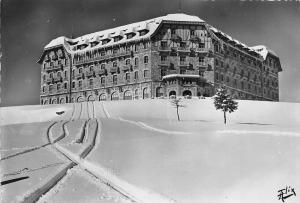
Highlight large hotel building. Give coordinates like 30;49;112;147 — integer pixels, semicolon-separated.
38;13;282;104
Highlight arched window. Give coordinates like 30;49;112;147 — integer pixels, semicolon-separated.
156;87;163;97
126;59;131;65
57;83;61;90
42;86;46;92
43;75;46;81
90;65;94;71
135;89;139;99
125;73;130;81
101;64;105;69
64;82;67;89
143;87;149;99
111;92;119;101
72;69;75;77
124;90;132;100
101;77;105;85
79;68;83;73
49;84;53;92
144;56;149;64
99;94;106;101
134;58;139;66
72;81;75;88
57;72;61;77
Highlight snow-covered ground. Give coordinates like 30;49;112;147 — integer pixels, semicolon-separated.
1;99;300;203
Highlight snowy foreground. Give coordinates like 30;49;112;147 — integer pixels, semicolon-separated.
1;99;300;203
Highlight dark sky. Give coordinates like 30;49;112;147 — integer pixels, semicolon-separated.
2;0;300;106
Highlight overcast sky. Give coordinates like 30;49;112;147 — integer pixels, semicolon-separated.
1;0;300;106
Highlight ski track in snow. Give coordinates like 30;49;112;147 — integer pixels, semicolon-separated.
217;130;300;137
118;117;191;135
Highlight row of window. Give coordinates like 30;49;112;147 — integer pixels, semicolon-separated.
73;42;150;62
160;41;205;48
43;82;68;92
74;55;149;70
71;70;150;88
160;55;205;63
44;58;67;69
43;71;68;80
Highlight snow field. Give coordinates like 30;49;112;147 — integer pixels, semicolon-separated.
37;166;133;203
0;104;73;126
0;146;69;203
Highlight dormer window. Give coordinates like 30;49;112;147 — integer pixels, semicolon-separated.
139;30;149;36
127;33;135;39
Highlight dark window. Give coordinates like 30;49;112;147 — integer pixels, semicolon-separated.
144;56;149;64
134;71;139;80
199;43;205;49
64;83;67;89
126;59;131;65
101;64;105;69
199;57;204;63
113;61;117;67
180;42;186;48
89;78;93;86
171;29;176;34
72;81;75;88
134;58;139;66
57;83;61;90
161;41;167;47
113;75;117;84
101;77;105;84
190;30;195;35
161;55;167;61
126;73;130;81
180;56;186;62
79;80;82;87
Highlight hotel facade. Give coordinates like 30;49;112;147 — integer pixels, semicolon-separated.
38;14;282;104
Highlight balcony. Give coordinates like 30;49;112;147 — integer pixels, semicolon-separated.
196;48;209;53
177;47;190;53
158;46;171;52
98;69;107;76
110;67;119;74
158;61;169;66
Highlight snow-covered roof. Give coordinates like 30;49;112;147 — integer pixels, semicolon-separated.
40;13;279;66
250;45;279;60
42;14;205;54
162;74;203;80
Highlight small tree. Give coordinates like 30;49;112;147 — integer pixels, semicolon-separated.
213;86;238;124
170;98;185;121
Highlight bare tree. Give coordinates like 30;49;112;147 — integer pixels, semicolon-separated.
170;98;185;121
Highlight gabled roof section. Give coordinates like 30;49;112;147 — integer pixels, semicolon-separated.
251;45;282;71
250;45;279;60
